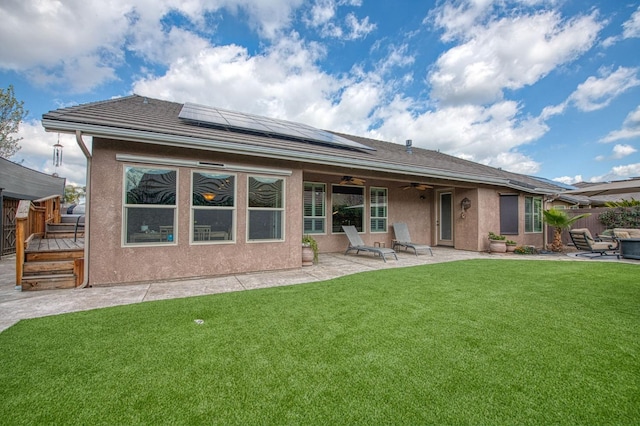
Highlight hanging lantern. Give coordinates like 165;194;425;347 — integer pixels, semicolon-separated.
53;135;63;167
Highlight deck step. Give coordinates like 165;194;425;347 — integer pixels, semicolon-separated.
47;222;76;229
44;231;84;239
21;274;77;291
23;260;74;276
61;215;83;224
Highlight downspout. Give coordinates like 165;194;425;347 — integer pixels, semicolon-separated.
75;130;91;289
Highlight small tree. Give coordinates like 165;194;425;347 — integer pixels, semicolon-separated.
0;85;28;158
543;208;591;252
64;185;86;204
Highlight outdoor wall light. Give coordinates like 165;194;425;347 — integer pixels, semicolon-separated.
460;197;471;218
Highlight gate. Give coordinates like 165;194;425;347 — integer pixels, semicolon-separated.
2;198;19;256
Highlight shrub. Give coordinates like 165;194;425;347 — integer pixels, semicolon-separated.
598;206;640;229
514;245;537;255
488;232;506;240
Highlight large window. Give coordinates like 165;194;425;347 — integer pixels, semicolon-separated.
525;196;543;233
248;176;284;241
500;194;519;235
191;172;235;243
370;187;387;232
124;166;177;245
332;185;364;232
304;182;326;234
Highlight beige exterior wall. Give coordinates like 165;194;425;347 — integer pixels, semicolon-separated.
300;172;433;254
88;139;304;286
86;138;546;286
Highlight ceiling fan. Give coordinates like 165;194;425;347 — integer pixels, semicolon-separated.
400;182;433;191
339;176;366;185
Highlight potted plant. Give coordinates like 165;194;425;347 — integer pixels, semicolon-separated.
505;240;517;253
302;235;319;266
488;232;507;253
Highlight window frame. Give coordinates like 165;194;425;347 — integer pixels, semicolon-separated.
246;175;286;242
331;184;366;233
122;165;178;246
303;182;326;235
190;171;237;245
499;194;519;235
525;196;543;233
370;187;388;233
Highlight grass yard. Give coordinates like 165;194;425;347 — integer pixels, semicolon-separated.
0;259;638;425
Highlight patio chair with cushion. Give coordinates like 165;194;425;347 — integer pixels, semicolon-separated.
568;228;619;258
392;222;433;256
342;225;398;262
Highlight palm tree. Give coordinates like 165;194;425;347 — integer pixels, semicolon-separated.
543;208;591;252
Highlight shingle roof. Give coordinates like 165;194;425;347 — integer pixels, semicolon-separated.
42;94;564;194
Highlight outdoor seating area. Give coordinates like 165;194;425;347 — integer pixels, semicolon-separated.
342;225;398;262
392;222;433;256
612;229;640;260
569;228;619;258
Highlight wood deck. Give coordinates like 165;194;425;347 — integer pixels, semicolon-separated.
26;236;84;253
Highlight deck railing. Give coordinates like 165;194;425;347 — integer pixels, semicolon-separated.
15;195;62;285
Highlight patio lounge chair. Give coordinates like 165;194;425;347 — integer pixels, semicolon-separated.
568;228;619;258
342;225;397;262
392;223;433;256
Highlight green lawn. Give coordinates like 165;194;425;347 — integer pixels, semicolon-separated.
1;260;638;425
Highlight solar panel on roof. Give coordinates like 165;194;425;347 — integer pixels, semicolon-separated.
179;103;375;151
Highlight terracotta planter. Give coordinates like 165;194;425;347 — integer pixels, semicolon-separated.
302;245;314;266
489;240;507;253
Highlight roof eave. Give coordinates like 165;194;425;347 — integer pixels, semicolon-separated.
42;119;549;193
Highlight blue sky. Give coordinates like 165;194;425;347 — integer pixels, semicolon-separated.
1;0;639;187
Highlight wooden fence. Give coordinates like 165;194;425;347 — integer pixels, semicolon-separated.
546;207;610;247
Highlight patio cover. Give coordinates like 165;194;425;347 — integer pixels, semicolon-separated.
562;179;640;197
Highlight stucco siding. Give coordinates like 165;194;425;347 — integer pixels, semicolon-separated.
88;138;303;286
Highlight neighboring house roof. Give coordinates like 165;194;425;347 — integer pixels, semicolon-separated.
0;156;66;199
42;95;565;194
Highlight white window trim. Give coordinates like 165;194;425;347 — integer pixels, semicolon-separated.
303;181;327;235
246;175;286;243
122;164;178;247
190;171;237;245
525;196;543;234
370;186;388;233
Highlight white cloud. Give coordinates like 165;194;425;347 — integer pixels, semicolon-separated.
611;163;640;177
590;163;640;182
623;6;640;39
370;99;547;174
612;144;637;159
304;0;374;40
540;68;640;120
428;10;602;105
600;105;640;142
430;0;495;42
306;0;337;27
0;0;306;91
569;67;640;112
343;13;376;40
553;175;583;185
12;120;88;186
